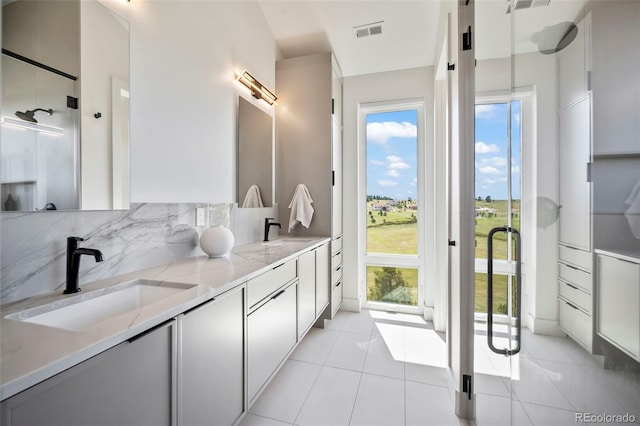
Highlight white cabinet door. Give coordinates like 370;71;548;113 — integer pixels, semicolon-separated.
1;321;174;426
557;17;588;110
315;243;330;314
248;282;297;402
332;118;343;238
298;250;316;339
559;95;591;250
597;254;640;359
179;286;245;426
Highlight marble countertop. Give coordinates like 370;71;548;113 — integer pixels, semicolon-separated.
0;236;329;401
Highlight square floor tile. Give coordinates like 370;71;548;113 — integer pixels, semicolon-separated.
342;311;376;335
405;363;450;388
326;310;349;331
363;335;405;379
290;328;340;365
294;366;361;426
521;402;578;426
405;380;463;426
325;332;371;372
350;373;405;426
249;360;322;424
239;413;293;426
475;394;532;426
509;358;573;410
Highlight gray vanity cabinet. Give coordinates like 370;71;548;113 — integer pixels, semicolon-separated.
315;242;330;315
298;250;317;339
0;321;175;426
178;286;245;426
248;281;297;403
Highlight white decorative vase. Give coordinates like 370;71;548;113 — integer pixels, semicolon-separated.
199;226;235;258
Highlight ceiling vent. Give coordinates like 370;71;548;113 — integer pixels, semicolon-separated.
506;0;550;14
354;21;384;39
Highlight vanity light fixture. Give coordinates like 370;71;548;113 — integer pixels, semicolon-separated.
236;70;277;106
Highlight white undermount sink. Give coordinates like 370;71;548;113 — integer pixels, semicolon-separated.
5;279;196;331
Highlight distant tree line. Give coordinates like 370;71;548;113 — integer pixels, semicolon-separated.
367;195;394;202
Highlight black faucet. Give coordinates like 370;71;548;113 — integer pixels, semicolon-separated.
264;218;282;242
64;236;104;294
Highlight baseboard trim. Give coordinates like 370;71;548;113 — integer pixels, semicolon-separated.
528;315;565;336
340;297;361;313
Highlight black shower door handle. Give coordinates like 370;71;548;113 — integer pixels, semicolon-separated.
487;226;522;356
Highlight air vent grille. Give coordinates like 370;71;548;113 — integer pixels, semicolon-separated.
354;21;384;39
506;0;550;14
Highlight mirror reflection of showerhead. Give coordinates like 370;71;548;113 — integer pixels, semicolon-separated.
532;22;578;54
14;108;53;124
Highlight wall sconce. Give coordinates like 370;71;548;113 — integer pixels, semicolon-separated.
237;70;277;106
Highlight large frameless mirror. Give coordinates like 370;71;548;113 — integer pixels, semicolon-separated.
1;0;130;211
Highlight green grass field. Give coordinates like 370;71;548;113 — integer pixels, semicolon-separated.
364;198;519;312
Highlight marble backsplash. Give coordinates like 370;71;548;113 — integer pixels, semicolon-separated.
0;203;232;304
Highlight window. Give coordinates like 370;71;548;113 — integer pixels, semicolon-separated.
360;100;426;312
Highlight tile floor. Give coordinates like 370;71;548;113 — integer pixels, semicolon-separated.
240;310;640;426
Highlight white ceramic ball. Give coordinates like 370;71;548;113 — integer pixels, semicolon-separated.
200;226;235;258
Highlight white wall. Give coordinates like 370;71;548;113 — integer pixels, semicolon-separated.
342;66;435;312
123;1;277;204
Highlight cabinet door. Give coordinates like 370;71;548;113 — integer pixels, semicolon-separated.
298;250;316;339
597;255;640;359
557;17;588;109
315;243;330;314
179;287;245;426
559;96;591;250
1;321;175;426
248;283;297;402
332;118;343;238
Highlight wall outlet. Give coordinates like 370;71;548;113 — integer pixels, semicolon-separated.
196;207;206;226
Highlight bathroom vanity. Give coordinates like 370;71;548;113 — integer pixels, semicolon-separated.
0;237;331;426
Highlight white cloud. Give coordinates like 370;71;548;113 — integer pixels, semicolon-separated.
475;104;500;119
479;156;507;167
410;177;417;187
512;165;521;174
384;155;410;170
367;121;417;144
475;141;500;154
478;166;501;175
369;159;385;166
386;169;400;177
378;179;398;187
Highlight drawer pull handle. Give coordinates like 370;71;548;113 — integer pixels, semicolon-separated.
564;264;580;271
336;281;342;287
335;251;342;256
271;289;286;300
336;266;342;272
565;283;579;290
273;263;285;270
566;301;579;310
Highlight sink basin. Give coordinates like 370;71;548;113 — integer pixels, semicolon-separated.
5;279;196;331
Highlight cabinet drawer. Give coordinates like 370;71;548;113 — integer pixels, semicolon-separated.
558;298;592;350
332;264;343;286
559;245;591;272
248;283;297;402
558;263;592;293
332;236;343;255
247;259;297;308
559;281;591;314
331;250;343;271
331;280;343;316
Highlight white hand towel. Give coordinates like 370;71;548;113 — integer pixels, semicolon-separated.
242;185;264;208
624;179;640;239
288;184;314;232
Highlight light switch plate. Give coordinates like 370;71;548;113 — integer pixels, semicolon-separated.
196;207;206;226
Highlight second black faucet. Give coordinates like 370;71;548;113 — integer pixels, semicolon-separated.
264;218;281;242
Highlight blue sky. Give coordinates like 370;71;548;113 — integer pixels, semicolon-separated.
475;101;521;201
366;110;418;199
365;103;521;201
